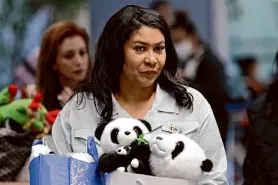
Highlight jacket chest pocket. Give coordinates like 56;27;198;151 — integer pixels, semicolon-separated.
161;121;199;136
72;128;99;152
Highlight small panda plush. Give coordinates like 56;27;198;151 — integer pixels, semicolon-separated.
127;139;152;175
95;118;152;173
149;133;213;181
108;134;152;175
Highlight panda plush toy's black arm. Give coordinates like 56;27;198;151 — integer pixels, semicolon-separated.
98;153;131;172
128;144;152;175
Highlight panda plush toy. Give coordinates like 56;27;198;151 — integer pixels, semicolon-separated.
95;118;152;173
122;136;152;175
149;133;213;181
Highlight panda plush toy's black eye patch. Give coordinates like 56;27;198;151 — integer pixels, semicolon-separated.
133;126;143;136
172;141;184;159
111;128;119;144
201;159;213;172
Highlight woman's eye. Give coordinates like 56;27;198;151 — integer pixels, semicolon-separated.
135;46;145;52
79;50;86;56
154;46;165;52
64;53;74;59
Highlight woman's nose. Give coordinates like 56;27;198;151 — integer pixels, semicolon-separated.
74;54;84;66
144;53;157;65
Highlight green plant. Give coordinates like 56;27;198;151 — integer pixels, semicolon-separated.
30;0;86;19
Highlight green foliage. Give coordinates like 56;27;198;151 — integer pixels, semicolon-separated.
34;0;86;18
136;134;149;145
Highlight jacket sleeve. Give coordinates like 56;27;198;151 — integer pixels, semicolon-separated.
197;103;229;185
51;103;73;154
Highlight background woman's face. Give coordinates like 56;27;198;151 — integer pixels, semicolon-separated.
171;27;187;43
55;35;89;85
122;25;166;88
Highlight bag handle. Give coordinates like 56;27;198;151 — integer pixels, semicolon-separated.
86;136;99;162
32;139;43;146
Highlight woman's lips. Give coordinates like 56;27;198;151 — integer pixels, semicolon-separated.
140;70;158;76
73;69;84;74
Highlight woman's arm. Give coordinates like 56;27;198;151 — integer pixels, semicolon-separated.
51;108;73;154
198;108;228;185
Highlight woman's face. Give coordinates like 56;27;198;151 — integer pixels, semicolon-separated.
55;35;89;87
171;27;187;43
122;25;166;88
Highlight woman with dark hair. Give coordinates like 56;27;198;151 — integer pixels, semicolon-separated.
51;5;228;184
242;52;278;185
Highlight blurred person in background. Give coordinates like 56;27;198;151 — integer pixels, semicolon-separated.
170;10;230;144
242;52;278;185
149;0;174;26
237;56;266;101
236;57;266;154
26;21;93;111
12;21;93;182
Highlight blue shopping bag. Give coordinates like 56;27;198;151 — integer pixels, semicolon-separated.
29;136;103;185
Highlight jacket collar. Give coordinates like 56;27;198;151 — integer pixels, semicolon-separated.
110;83;180;117
154;84;180;114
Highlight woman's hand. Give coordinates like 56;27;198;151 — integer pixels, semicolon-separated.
57;87;73;107
25;84;37;98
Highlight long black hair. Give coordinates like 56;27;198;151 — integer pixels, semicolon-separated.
170;10;202;44
171;10;196;35
77;5;193;122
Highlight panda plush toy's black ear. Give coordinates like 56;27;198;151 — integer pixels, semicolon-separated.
201;159;213;172
95;122;109;141
138;119;152;132
95;119;115;140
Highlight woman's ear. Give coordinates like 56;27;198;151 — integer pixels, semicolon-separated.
138;119;152;132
